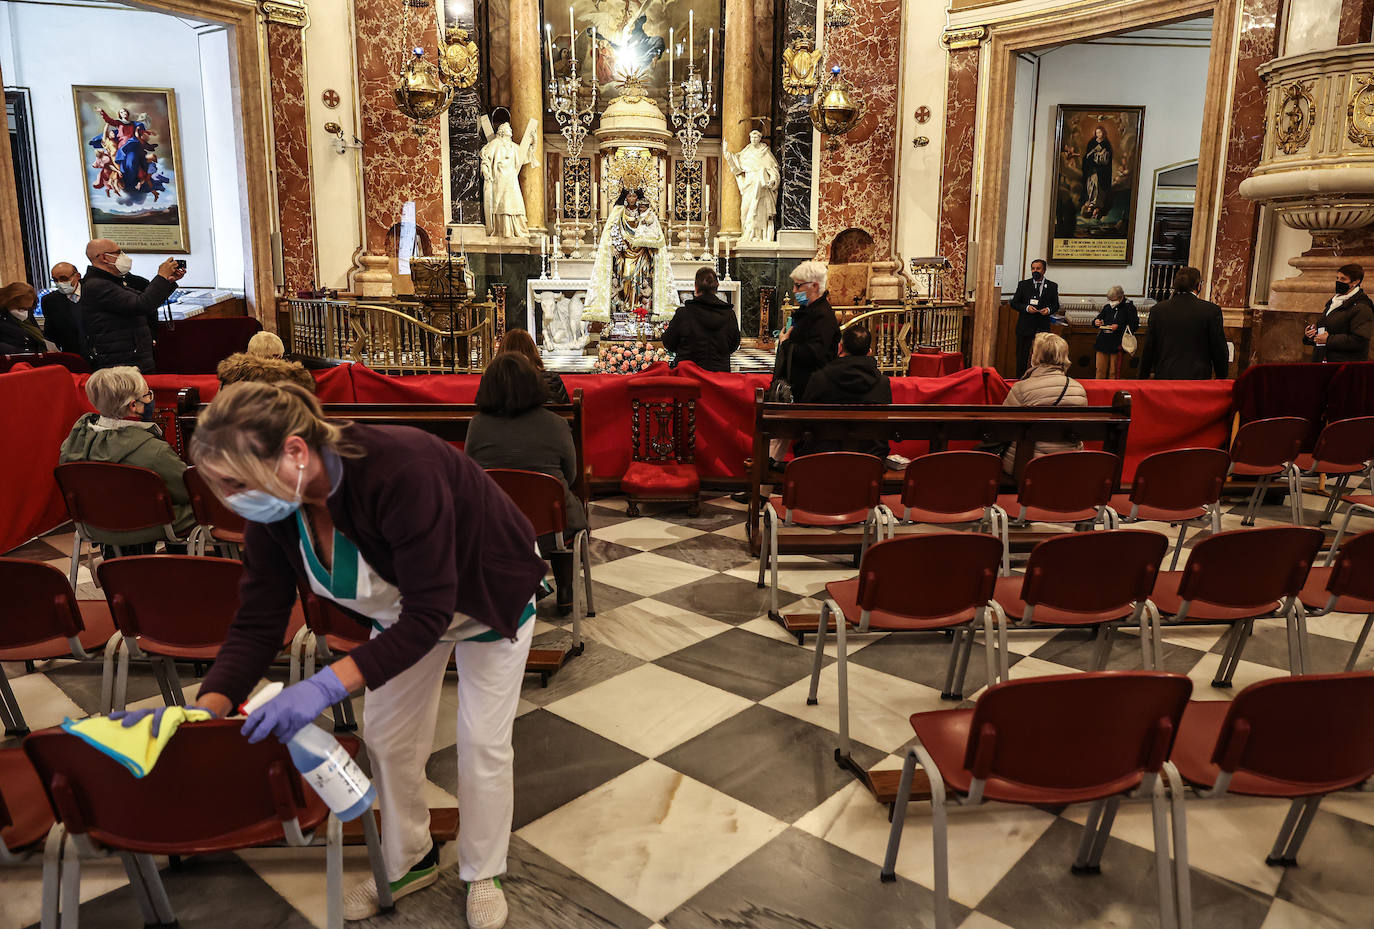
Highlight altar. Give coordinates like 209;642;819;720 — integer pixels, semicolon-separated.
527;271;740;350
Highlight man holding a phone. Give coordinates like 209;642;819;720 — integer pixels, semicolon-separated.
81;238;186;373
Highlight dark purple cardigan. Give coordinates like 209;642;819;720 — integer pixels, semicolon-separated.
200;424;545;705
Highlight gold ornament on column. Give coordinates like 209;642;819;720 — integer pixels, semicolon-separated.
810;65;864;150
781;31;823;96
440;28;481;89
394;47;453;133
824;0;854;30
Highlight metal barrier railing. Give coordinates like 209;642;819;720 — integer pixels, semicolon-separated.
286;298;496;374
839;302;965;374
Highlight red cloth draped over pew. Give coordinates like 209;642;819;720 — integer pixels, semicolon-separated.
2;361;1244;554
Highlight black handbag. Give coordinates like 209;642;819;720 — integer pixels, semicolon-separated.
765;341;794;403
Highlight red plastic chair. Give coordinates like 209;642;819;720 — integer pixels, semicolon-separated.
299;593;371;732
183;465;246;557
758;451;894;621
879;450;1010;575
1289;416;1374;525
882;672;1194;929
992;530;1170;670
0;746;62;926
1170;671;1374;867
97;555;308;712
621;376;702;517
806;534;1006;782
1299;529;1374;671
0;559;118;736
23;720;391;929
1108;448;1230;570
1226;417;1307;526
1151;527;1323;687
53;461;192;589
995;450;1121;531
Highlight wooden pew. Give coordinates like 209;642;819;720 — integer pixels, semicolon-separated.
747;388;1132;639
175;387;591;682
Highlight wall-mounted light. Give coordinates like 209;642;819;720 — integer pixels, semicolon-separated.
324;121;363;155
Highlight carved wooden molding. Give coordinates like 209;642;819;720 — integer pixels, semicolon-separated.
261;0;307;28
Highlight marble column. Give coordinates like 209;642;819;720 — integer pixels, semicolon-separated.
1339;0;1374;45
779;0;816;231
266;18;317;294
446;0;486;226
1208;0;1280;311
0;58;23;286
936;43;980;300
508;0;545;235
721;0;756;239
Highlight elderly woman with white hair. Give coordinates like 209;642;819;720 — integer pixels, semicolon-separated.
58;365;195;551
1091;285;1139;378
776;260;839;400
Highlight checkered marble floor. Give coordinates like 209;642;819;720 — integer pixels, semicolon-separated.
4;492;1374;929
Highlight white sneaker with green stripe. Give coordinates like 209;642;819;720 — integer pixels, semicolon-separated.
342;844;439;920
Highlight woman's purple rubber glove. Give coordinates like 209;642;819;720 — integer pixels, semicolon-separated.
241;667;350;744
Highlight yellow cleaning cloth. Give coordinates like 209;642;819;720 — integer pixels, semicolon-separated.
61;708;214;778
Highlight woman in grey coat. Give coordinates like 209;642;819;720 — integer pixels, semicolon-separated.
1001;332;1088;474
466;352;587;613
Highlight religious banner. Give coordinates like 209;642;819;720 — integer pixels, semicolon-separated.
1048;104;1145;265
73;85;188;253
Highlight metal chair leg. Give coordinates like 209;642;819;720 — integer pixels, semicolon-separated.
1348;615;1373;671
1164;762;1192;929
40;824;63;929
361;812;394;911
59;835;81;929
581;528;596;617
835;602;852;761
326;815;343;929
0;667;28;736
1149;776;1180;929
1169;523;1188;572
805;602;828;706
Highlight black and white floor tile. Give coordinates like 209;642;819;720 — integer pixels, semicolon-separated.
4;491;1374;929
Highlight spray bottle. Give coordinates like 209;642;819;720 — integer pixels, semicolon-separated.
240;682;376;822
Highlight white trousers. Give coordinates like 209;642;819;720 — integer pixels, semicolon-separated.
362;618;533;883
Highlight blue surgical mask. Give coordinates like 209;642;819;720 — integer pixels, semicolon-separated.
794;291;810;307
225;460;305;523
140;399;156;423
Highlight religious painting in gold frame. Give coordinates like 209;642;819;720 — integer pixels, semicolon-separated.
73;85;189;253
1048;104;1144;265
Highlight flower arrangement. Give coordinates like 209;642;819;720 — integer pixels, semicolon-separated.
593;340;668;374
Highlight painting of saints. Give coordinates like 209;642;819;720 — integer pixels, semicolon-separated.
1049;105;1144;265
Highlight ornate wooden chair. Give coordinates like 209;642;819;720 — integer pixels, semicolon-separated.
621;376;702;517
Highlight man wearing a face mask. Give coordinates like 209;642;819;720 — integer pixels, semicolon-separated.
82;237;185;373
1009;259;1061;377
40;262;89;358
1304;264;1374;364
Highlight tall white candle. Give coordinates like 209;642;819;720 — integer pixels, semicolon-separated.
688;10;693;65
668;28;674;89
707;28;714;80
556;181;563;217
569;6;575;56
591;27;597;85
545;24;555;79
704;182;710;222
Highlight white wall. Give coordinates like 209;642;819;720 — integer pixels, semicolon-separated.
893;0;951;259
0;2;241;288
306;0;365;289
1012;39;1210;298
1001;54;1039;285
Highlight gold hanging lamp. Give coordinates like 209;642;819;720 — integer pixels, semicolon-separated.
810;65;864;150
394;46;453;133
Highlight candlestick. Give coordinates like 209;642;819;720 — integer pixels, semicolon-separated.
545;24;554;80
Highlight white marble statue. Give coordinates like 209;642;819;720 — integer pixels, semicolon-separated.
537;291;590;352
725;130;780;243
479;116;539;239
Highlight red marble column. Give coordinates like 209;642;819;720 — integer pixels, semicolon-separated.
266;24;316;294
936;46;979;296
1208;0;1281;310
1339;0;1374;45
815;0;901;259
355;0;446;254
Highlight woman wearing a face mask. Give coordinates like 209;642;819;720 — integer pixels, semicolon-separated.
185;381;543;929
0;282;47;354
1305;264;1374;364
58;365;195;554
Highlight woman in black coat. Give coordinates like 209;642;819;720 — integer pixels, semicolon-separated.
1305;263;1374;364
1091;285;1139;378
777;261;840;399
0;282;47;354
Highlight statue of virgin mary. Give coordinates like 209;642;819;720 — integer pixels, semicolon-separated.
583;188;678;334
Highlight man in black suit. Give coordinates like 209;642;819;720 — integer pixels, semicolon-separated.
1008;259;1060;376
40;262;88;358
1138;266;1229;380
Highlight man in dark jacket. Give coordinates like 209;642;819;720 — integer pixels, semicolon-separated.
1304;263;1374;363
40;262;88;358
1138;266;1229;380
1009;258;1060;376
82;238;185;373
798;324;892;458
662;267;740;372
779;260;840;398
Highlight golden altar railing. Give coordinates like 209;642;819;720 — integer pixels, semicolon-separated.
839;302;966;375
285;298;496;374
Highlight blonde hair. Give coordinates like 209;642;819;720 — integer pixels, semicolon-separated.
1031;332;1070;370
789;260;828;293
191;381;356;497
85;366;147;419
247;331;285;358
1107;285;1125;301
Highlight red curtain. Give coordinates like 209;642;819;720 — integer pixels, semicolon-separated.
1082;379;1233;479
0;366;86;552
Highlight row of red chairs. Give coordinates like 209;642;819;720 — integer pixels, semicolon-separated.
878;669;1374;929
